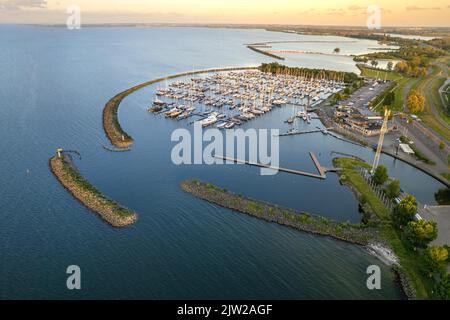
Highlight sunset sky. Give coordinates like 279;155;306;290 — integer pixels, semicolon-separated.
1;0;449;26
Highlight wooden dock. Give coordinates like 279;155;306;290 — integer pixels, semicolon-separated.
213;151;331;180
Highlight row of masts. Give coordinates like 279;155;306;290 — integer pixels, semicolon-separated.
150;70;344;128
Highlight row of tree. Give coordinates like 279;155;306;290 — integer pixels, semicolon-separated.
371;165;449;298
259;63;359;83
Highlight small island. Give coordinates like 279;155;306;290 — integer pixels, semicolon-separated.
49;150;137;227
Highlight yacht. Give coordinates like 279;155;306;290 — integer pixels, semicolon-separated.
164;107;179;117
216;122;227;129
153;98;167;107
199;114;218;127
225;122;235;129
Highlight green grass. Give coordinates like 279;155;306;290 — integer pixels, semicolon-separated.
414;62;450;142
430;76;450;125
359;66;403;81
333;157;434;299
379;226;431;298
334;158;390;220
392;77;419;111
441;173;450;181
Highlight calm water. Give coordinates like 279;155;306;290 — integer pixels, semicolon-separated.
0;26;445;299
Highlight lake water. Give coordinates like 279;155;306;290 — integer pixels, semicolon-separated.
0;26;445;299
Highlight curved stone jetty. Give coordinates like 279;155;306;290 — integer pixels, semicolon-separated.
181;180;374;245
103;66;258;148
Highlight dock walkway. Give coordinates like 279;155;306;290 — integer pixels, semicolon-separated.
214;152;335;180
278;128;331;137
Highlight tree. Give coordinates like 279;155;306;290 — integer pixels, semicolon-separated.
407;89;425;114
387;61;394;71
371;60;378;68
427;246;449;265
395;61;409;74
435;188;450;205
385;180;401;199
434;274;450;300
373;165;388;185
383;91;395;105
424;246;449;278
404;220;438;248
334;47;341;54
392;195;417;227
439;141;446;151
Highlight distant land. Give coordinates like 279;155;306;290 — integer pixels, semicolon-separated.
24;23;450;37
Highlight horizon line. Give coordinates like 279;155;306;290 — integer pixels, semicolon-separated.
1;22;450;29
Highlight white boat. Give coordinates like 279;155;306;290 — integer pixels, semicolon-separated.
153;97;166;106
216;122;227;129
225;122;235;129
199;115;218;127
251;109;264;115
164;107;179;117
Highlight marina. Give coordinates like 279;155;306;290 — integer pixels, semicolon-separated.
148;69;345;129
3;25;445;300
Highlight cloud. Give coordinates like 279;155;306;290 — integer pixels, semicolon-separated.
405;6;440;11
298;8;315;15
348;5;366;11
0;0;47;10
325;8;346;16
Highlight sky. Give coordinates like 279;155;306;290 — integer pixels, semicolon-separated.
1;0;449;27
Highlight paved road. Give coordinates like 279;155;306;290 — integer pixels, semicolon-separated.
438;78;450;110
421;205;450;250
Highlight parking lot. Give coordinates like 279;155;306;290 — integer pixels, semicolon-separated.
340;79;393;113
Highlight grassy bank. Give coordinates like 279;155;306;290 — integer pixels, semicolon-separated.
333;157;437;299
181;180;375;246
414;62;450;141
359;66;403;82
50;155;137;227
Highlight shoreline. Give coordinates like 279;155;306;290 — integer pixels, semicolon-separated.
181;179;414;299
49;154;137;227
103;66;258;148
333;157;417;299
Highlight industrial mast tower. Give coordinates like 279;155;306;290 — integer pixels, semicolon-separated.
371;109;391;173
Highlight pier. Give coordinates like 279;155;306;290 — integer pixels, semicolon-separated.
214;152;334;180
278;128;331;137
